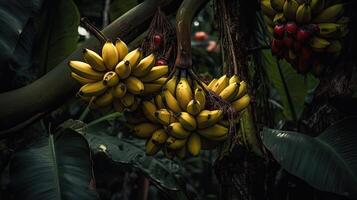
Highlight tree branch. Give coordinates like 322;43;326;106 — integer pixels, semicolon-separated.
0;0;181;130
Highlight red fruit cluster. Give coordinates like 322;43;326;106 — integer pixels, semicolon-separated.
271;22;319;74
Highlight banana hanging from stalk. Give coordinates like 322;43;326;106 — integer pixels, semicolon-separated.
112;83;127;98
141;65;169;82
296;3;311;24
69;61;104;80
196;110;223;129
115;60;131;79
103;71;119;87
211;75;229;94
151;129;169;144
120;93;135;107
133;123;160;138
132;54;156;77
186;100;202;116
83;49;106;72
155;109;176;125
219;82;240;101
166;137;187;150
175;74;193;110
142;101;158;123
283;0;299;20
187;134;201;156
125;76;144;95
92;91;113;108
313;3;344;23
146;139;160;155
79;81;107;97
177;112;197;131
115;38;128;61
197;124;228;138
123;48;142;69
71;72;97;85
232;94;251;112
102;41;119;70
167;122;191;139
162;89;182;113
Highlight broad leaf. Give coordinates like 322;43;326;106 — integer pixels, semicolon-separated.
10;129;98;200
261;117;357;198
85;134;181;191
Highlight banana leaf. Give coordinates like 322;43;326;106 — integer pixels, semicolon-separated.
261;117;357;199
9;129;98;200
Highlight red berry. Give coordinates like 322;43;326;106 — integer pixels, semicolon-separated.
194;31;209;41
293;41;302;52
285;22;297;34
153;35;162;46
271;39;283;55
296;28;312;42
283;36;294;49
273;24;285;39
156;59;167;65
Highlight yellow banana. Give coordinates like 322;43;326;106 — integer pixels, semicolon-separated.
196;110;223;129
207;78;217;90
186;100;202;116
197;124;228;138
168;122;191;139
311;0;325;15
219;82;239;101
166;137;187;150
133;123;160;138
102;41;118;70
211;75;229;94
261;0;277;17
92;92;113;108
111;83;127;98
310;36;330;49
232;94;251;112
146;139;160;155
152;77;167;85
128;98;140;111
71;72;97;85
69;61;104;80
123;48;142;69
132;54;155;77
177;112;197;131
143;83;162;94
151;129;169;144
79;81;107;97
176;146;187;159
175;76;193;110
142;101;158;123
162;90;182;113
229;74;240;84
296;3;311;24
115;38;128;61
273;12;286;24
317;23;347;38
164;75;177;94
77;93;92;102
113;99;125;112
154;109;176;125
125;76;144;95
313;4;344;23
115;60;131;79
83;48;106;71
283;0;299;20
103;71;119;87
155;94;166;109
187;133;201;156
141;65;169;82
271;0;284;12
194;87;206;110
120;93;135;107
235;81;248;100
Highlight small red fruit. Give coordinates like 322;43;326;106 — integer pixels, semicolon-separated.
153;35;162;46
156;59;167;65
293;41;302;52
273;24;285;39
285;22;297;35
194;31;208;41
283;36;294;49
296;28;312;42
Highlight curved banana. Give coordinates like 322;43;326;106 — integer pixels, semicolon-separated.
310;0;325;15
123;48;142;69
261;0;277;17
187;133;201;156
151;129;169;144
271;0;284;12
310;36;330;49
175;75;193;110
69;61;104;80
236;81;248;100
83;48;106;71
125;76;144;95
219;82;239;101
166;137;187;150
132;54;155;77
142;101;158;123
115;60;131;79
296;3;311;24
102;41;119;70
154;109;176;125
197;124;228;138
146;139;160;155
283;0;298;20
186;100;202;116
194;87;206;110
167;122;191;139
79;81;107;97
229;75;240;84
196;110;223;129
165;75;177;94
143;83;162;94
155;94;166;109
177;112;197;131
207;78;217;90
112;83;127;98
317;23;347;38
162;90;182;113
141;65;169;82
115;38;129;61
152;77;167;85
133;122;160;138
120;93;135;107
92;91;113;107
232;94;251;112
71;72;97;85
211;75;229;94
103;71;119;87
176;146;187;159
313;4;344;23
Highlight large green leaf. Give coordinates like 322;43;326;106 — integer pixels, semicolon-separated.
84;133;181;191
261;117;357;198
10;129;98;200
261;50;319;121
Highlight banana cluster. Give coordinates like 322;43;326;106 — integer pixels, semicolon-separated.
68;39;169;110
130;73;250;159
261;0;349;75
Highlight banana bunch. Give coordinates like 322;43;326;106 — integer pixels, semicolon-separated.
68;39;169;111
129;72;250;159
261;0;349;75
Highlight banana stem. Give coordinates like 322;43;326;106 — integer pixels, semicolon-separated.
80;18;108;44
174;0;208;69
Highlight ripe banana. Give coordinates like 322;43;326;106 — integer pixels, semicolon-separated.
317;23;346;38
166;137;187;150
165;75;177;94
187;134;201;156
132;54;155;77
271;0;284;11
232;94;251;112
69;61;104;80
92;91;113;107
261;0;277;17
196;110;223;129
154;109;176;125
219;82;239;101
310;36;330;49
155;94;166;109
113;99;125;112
143;83;162;94
211;75;229;94
207;78;217;90
79;81;107;97
236;81;248;100
115;38;128;61
151;129;169;144
120;93;135;107
313;4;344;23
83;48;106;71
186;100;202;116
273;12;286;24
283;0;299;20
175;76;193;110
103;71;119;87
296;3;311;24
162;90;182;113
167;122;191;139
152;77;167;85
229;75;240;84
112;83;127;98
133;123;160;138
128;98;140;111
176;146;187;159
177;112;197;131
123;48;142;69
115;60;131;79
146;139;160;155
141;65;169;82
142;101;158;123
310;0;325;15
194;88;206;110
125;76;144;95
71;72;97;85
197;124;228;138
102;41;119;70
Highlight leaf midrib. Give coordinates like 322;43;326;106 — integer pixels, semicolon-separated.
49;135;61;200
